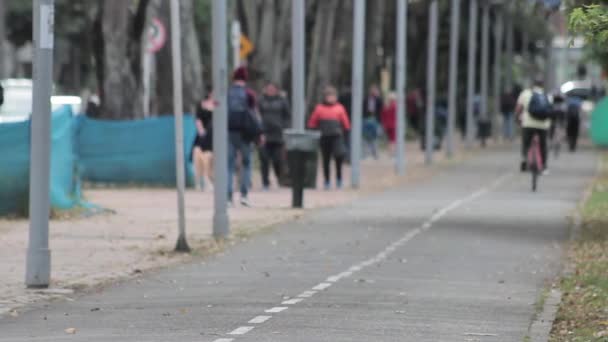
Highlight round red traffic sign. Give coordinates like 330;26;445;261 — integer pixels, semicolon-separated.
147;18;167;53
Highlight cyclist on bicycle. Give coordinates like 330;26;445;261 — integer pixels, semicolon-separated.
516;78;552;174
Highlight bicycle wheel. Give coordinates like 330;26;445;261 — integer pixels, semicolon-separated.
532;168;538;192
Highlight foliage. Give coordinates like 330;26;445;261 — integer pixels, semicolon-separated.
569;2;608;70
550;153;608;341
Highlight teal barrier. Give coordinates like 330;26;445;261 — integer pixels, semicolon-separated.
75;115;196;185
591;97;608;147
0;110;197;216
0;106;80;215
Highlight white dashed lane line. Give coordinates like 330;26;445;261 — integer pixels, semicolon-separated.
281;298;304;305
228;326;254;335
212;173;512;341
248;315;272;324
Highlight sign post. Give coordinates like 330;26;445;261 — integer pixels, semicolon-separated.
143;18;167;117
447;0;461;158
395;0;407;175
351;0;365;188
231;21;241;69
425;0;438;165
170;0;189;252
212;0;230;239
26;0;54;288
292;0;306;131
466;0;478;148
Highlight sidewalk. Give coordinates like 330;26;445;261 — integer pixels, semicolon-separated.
0;141;467;316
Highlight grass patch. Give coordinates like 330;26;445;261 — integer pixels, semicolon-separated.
550;153;608;341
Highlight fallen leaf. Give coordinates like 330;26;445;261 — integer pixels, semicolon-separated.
65;328;77;334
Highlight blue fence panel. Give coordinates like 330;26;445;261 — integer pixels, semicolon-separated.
0;106;79;215
75;115;196;185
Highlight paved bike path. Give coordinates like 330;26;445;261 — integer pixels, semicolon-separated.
0;146;597;342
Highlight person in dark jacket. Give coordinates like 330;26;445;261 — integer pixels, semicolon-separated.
227;67;261;207
500;88;517;141
308;86;351;190
258;82;290;190
363;85;384;159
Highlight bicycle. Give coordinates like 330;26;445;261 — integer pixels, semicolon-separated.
527;134;544;192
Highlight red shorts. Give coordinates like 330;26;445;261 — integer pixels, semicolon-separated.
385;127;396;143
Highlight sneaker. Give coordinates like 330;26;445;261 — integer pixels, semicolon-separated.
262;185;270;192
240;197;250;207
336;179;343;189
324;181;331;191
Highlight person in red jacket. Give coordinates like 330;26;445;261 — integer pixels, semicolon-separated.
381;92;397;153
308;86;351;190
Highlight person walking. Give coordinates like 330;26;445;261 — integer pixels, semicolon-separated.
258;81;290;190
381;92;398;154
516;78;552;174
227;67;262;206
362;85;383;159
500;88;517;141
565;95;582;152
308;86;351;190
192;89;215;191
407;88;424;135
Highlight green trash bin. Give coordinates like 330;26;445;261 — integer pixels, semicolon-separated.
283;130;320;208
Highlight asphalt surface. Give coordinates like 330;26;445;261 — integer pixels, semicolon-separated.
0;146;597;342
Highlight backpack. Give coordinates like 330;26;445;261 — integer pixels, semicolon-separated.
528;92;552;121
228;85;250;131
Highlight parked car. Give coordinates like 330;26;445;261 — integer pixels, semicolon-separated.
0;79;82;124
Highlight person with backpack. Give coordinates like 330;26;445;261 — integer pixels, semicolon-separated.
258;81;290;190
516;78;552;174
500;88;518;141
565;95;582;152
308;86;351;190
227;67;262;206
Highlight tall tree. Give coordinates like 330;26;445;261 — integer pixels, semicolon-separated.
93;0;149;119
0;0;6;78
152;0;204;114
365;0;387;87
306;0;340;105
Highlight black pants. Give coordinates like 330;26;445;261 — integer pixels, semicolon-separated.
567;116;580;152
522;127;548;169
320;136;344;184
259;142;284;187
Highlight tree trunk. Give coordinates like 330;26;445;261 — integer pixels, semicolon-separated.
153;0;204;115
330;0;353;90
306;0;340;107
0;0;6;78
365;0;387;87
96;0;149;119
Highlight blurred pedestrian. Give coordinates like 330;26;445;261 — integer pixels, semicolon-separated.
363;85;383;159
407;88;424;134
500;88;517;141
381;92;398;153
0;83;4;108
227;67;262;206
258;81;290;190
192;89;215;191
308;86;351;190
565;95;582;152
